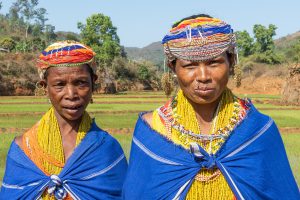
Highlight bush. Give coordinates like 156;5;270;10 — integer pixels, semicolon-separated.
254;50;283;64
138;64;151;80
31;37;46;52
112;57;136;80
0;37;16;51
15;40;31;52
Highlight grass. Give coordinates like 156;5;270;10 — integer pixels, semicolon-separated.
237;94;281;99
112;134;132;159
87;103;160;112
260;110;300;128
255;103;297;109
0;113;139;129
0;104;51;113
0;115;40;128
0;97;166;103
93;113;139;129
281;134;300;185
0;133;16;181
0;109;298;130
0;103;161;113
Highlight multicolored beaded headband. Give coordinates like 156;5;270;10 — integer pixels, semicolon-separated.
37;41;97;79
162;17;238;65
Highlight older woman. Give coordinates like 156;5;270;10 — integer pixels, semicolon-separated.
0;41;127;199
123;14;299;199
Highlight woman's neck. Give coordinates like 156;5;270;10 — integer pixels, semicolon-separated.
53;110;81;136
189;96;222;134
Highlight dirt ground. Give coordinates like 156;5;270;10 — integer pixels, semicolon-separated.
228;76;284;95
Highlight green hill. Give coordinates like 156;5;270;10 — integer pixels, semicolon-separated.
125;42;164;67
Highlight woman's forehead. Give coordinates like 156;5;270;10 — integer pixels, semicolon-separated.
177;52;228;63
47;65;91;76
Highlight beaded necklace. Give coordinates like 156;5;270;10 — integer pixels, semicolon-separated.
157;88;248;154
22;107;92;175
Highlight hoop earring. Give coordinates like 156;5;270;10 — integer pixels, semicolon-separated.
34;82;46;96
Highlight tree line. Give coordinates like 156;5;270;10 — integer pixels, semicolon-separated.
0;0;161;92
0;0;300;94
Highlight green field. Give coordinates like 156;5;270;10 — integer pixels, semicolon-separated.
0;93;299;186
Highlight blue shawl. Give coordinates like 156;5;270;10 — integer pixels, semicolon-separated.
0;122;128;200
123;105;299;200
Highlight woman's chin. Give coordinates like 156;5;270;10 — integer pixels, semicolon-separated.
188;93;221;105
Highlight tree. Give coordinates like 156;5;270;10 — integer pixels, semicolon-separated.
0;2;2;11
78;13;121;68
12;0;47;38
64;33;79;41
44;24;57;43
138;64;151;81
253;24;277;53
253;24;282;64
8;3;23;32
35;7;47;31
289;40;300;62
235;30;254;57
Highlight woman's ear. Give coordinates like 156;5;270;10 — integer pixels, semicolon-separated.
92;74;98;82
168;60;176;73
39;80;47;88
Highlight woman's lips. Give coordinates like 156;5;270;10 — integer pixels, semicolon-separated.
62;105;83;113
194;87;215;96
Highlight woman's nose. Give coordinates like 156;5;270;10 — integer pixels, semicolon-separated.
65;85;78;99
195;65;211;83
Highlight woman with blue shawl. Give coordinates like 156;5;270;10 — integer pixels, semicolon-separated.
0;41;128;200
123;14;299;200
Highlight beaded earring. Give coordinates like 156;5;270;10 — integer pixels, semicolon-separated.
161;59;174;97
233;65;242;88
34;82;46;96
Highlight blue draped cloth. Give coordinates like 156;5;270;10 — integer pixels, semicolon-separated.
123;105;300;200
0;122;128;200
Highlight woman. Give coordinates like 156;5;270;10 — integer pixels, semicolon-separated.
123;15;299;199
0;41;127;199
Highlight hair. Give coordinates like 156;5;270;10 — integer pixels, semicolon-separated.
43;64;96;91
172;14;212;28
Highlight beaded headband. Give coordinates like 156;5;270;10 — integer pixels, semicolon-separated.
37;41;97;79
162;17;238;65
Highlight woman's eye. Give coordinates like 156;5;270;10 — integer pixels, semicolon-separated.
54;82;64;87
77;80;89;87
208;60;218;65
182;63;196;68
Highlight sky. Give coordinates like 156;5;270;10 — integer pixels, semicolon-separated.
1;0;300;48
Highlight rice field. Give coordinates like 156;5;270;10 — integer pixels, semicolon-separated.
0;92;299;186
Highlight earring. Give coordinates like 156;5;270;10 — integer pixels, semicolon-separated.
233;65;242;88
161;72;174;97
34;82;46;96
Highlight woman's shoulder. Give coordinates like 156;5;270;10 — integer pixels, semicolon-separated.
142;111;154;127
14;122;39;149
14;135;23;147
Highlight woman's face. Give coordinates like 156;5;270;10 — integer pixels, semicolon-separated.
44;65;94;123
173;53;231;105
